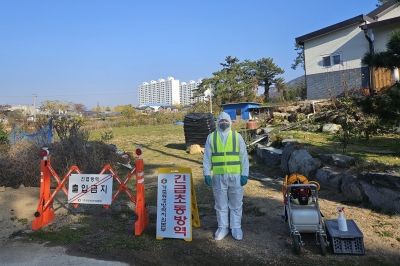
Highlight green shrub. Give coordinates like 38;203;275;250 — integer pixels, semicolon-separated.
101;129;114;143
270;132;284;148
0;123;8;144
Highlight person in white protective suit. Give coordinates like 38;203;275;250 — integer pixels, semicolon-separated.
203;112;249;240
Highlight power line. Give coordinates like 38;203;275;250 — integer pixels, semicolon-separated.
0;90;138;98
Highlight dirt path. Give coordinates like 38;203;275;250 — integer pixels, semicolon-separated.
1;177;400;266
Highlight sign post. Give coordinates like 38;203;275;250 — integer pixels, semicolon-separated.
156;168;200;242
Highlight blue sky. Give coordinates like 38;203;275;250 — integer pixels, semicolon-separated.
0;0;379;109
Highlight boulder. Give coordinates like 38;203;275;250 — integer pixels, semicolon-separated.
282;139;299;146
318;154;356;168
288;150;318;179
357;172;400;213
280;143;295;173
261;147;282;166
254;145;282;166
322;123;342;133
273;112;290;121
315;166;344;190
299;124;321;132
297;104;313;114
285;106;298;114
188;144;203;154
334;115;346;124
341;174;366;201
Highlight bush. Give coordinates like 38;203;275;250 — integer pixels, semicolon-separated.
0;123;8;144
270;132;284;148
0;136;131;188
49;137;128;177
0;141;42;188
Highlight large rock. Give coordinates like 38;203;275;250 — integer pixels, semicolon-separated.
339;172;400;212
322;123;342;133
288;150;318;179
357;172;400;213
188;144;203;154
280;143;295;173
341;174;366;201
261;147;282;166
254;144;282;166
315;166;345;190
318;154;355;168
281;139;299;147
297;104;313;114
273;112;290;121
285;106;298;114
255;144;265;157
299;124;321;132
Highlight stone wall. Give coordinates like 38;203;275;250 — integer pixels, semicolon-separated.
254;143;400;213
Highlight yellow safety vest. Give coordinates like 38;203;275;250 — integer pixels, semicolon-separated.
211;131;241;174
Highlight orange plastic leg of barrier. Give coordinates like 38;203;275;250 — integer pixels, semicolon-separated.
32;159;55;230
134;158;150;236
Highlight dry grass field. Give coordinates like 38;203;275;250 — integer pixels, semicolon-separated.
1;121;400;265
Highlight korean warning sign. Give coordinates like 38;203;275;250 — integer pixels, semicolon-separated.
68;174;113;205
156;168;192;241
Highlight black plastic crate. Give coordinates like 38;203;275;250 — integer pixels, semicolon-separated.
324;219;365;255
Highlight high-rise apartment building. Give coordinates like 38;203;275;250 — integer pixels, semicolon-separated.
138;77;180;106
138;77;206;106
179;79;206;106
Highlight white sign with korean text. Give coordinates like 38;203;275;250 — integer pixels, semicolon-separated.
68;174;113;205
156;168;191;240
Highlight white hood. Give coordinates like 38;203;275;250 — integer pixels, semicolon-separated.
216;112;232;134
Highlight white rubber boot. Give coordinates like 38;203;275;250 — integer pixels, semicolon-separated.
232;228;243;240
214;227;229;240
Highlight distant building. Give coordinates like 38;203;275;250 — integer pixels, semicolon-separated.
180;79;206;105
9;105;37;116
138;77;207;106
138;77;180;106
222;102;261;121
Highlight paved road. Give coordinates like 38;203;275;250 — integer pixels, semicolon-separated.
0;240;129;266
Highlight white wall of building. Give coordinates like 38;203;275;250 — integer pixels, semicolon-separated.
179;79;205;105
370;7;400;53
378;4;400;20
304;25;369;76
138;77;180;106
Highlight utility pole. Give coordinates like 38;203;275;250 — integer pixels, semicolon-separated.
32;94;37;118
209;85;212;114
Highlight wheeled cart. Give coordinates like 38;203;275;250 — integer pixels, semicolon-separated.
282;173;329;255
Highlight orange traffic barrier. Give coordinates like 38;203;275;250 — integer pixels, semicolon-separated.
134;157;149;235
32;147;150;236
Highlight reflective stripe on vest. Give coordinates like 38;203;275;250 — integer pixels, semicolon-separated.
211;131;241;174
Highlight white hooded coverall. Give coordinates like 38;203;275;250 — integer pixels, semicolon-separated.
203;112;249;230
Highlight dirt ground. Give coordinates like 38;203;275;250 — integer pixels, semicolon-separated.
1;172;400;266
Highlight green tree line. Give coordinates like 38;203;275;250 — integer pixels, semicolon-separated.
194;56;304;106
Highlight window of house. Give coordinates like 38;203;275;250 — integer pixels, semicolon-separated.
332;54;341;65
322;53;342;67
323;56;331;67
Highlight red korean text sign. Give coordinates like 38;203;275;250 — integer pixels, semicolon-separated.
156;168;193;241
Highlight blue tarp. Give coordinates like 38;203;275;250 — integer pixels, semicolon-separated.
7;118;53;146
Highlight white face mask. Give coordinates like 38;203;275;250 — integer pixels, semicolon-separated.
219;122;230;130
